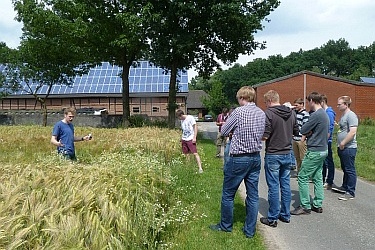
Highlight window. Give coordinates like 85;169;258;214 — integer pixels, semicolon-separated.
152;106;160;113
132;107;140;113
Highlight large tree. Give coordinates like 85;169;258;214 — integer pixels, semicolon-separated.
13;0;155;127
148;0;280;128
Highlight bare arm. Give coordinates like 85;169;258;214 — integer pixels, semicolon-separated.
51;135;62;147
193;124;198;143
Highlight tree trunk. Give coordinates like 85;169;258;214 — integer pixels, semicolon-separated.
41;101;48;127
168;63;178;129
121;63;131;128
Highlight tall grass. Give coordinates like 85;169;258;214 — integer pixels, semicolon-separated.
0;126;192;249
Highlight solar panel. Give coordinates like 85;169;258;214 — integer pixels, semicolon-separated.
360;77;375;84
11;61;188;95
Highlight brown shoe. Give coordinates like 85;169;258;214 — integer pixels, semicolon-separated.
291;206;311;215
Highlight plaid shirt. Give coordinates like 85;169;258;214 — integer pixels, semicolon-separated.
221;103;265;155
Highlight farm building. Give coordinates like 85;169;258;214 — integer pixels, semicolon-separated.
254;71;375;120
0;61;189;118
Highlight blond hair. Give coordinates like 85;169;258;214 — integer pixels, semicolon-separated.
338;96;352;107
236;86;256;102
64;107;76;115
264;90;280;103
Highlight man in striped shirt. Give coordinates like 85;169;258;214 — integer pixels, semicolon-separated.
209;86;265;238
292;98;310;177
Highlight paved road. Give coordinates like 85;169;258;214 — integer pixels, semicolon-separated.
198;122;375;250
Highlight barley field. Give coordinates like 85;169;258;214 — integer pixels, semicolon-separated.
0;126;190;249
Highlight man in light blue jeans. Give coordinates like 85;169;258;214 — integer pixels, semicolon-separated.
260;90;299;227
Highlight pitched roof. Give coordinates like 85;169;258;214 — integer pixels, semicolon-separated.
186;90;208;109
253;70;375;88
360;77;375;84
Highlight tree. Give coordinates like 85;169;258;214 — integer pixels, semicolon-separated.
148;0;280;128
13;0;155;127
202;79;230;116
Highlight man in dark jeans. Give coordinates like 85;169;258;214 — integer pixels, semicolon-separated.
321;94;337;190
260;90;299;227
209;86;265;238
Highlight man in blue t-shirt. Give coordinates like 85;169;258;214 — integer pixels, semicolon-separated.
50;107;91;160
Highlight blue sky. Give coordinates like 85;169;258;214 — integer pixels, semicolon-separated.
1;0;375;80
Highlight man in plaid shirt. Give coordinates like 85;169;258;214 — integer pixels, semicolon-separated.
210;86;265;238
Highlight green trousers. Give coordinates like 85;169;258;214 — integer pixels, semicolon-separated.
298;150;328;209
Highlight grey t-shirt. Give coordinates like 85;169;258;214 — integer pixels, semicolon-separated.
337;110;358;148
300;108;329;152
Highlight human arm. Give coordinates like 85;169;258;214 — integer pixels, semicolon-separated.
221;110;237;136
74;135;91;142
262;110;271;141
339;126;357;150
193;123;198;143
51;135;63;147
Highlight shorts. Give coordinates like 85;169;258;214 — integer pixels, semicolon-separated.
181;140;198;154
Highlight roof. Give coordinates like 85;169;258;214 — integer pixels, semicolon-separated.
2;61;188;96
360;77;375;84
253;70;375;88
186;90;208;109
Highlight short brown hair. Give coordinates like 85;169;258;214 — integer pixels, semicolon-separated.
64;107;76;115
306;92;322;104
176;109;185;117
294;98;304;104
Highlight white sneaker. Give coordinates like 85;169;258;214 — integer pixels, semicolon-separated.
338;192;355;201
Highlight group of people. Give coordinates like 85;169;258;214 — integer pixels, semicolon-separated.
53;91;358;239
204;86;358;238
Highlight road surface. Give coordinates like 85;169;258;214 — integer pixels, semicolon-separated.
198;121;375;250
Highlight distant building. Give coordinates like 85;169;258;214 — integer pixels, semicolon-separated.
0;61;188;118
186;90;208;118
254;71;375;119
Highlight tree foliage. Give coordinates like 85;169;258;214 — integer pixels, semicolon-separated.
190;38;375;112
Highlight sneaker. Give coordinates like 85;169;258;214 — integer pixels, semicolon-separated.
311;205;323;213
323;183;332;190
291;165;296;170
260;217;277;228
278;215;290;223
291;206;311;215
209;224;229;232
338;192;355;201
216;154;221;158
332;186;346;193
198;168;203;174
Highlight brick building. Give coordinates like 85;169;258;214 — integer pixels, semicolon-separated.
254;70;375;120
0;61;188;117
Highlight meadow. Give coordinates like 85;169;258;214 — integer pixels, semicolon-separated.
0;125;265;249
1;123;373;249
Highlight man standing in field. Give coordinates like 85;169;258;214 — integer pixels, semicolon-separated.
332;96;359;201
176;109;203;174
291;92;329;215
50;107;91;160
261;90;299;227
209;86;265;238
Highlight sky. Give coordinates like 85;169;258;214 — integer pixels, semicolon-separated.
1;0;375;80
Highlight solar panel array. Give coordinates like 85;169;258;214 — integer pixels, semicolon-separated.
11;61;188;95
360;77;375;84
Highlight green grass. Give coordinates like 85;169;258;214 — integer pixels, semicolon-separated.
332;124;375;181
169;137;265;250
1;123;373;249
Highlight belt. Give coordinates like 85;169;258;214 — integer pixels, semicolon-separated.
230;152;259;157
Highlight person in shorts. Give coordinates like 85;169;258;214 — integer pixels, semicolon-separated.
176;109;203;173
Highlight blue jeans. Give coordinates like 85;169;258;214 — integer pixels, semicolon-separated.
264;153;292;221
337;147;357;196
323;141;335;184
223;140;231;167
220;153;261;238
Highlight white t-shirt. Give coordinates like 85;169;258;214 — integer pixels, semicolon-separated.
181;115;196;141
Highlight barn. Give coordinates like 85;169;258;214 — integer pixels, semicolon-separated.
0;61;189;118
253;70;375;120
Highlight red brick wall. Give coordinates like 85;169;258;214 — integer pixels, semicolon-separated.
256;73;375;120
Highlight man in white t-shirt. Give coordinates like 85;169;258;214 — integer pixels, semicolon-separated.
176;110;203;173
